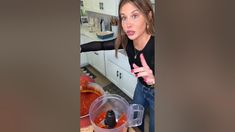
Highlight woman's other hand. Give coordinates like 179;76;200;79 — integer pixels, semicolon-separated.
132;53;155;85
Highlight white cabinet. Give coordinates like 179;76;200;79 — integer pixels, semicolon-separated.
82;0;90;11
82;0;120;16
105;50;137;99
106;59;119;86
99;0;120;16
80;52;88;67
118;67;137;99
83;0;98;13
86;50;106;75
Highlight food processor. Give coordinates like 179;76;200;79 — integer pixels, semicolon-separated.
89;94;144;132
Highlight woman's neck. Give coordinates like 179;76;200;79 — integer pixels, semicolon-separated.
133;33;151;50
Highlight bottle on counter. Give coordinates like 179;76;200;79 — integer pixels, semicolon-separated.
100;19;105;32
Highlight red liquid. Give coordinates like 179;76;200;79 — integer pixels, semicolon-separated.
94;112;127;129
80;88;101;116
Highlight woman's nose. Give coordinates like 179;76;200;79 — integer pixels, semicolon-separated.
126;19;132;28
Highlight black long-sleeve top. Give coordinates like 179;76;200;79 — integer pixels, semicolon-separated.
126;36;155;88
80;40;117;52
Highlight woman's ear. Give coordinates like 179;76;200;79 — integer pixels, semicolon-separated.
145;11;152;25
146;11;153;34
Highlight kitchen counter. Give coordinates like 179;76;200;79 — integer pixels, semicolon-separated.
80;24;116;45
80;125;139;132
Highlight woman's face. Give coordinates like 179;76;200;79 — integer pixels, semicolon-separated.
120;2;148;41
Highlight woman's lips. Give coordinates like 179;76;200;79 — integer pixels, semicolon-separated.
126;30;135;36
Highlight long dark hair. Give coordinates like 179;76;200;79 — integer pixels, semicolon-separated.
115;0;155;57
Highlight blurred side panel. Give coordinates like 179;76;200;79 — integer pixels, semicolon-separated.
157;0;235;132
0;0;80;132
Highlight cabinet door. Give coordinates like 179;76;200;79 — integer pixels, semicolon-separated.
80;0;84;9
83;0;94;12
80;52;88;67
93;51;105;75
119;68;137;99
82;0;88;10
83;0;120;16
106;59;119;86
86;51;95;66
83;0;100;13
99;0;120;16
86;51;105;75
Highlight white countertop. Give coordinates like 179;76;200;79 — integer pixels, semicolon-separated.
80;24;116;45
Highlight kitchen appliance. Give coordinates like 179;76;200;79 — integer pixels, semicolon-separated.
89;94;144;132
81;16;88;24
96;31;114;39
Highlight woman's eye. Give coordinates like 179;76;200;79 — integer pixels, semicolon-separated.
121;16;126;21
132;14;138;19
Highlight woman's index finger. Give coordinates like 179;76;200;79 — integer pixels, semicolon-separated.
140;53;149;68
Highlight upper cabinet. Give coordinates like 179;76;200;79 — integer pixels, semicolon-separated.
81;0;120;16
99;0;120;16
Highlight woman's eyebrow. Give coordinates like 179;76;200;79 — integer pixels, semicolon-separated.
120;9;139;16
131;9;139;13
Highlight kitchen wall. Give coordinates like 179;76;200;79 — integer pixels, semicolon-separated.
81;0;156;31
85;11;116;31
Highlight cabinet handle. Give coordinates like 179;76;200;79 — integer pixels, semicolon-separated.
119;72;122;79
94;52;99;55
116;71;119;77
99;2;104;10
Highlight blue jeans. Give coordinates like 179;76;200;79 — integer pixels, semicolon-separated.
132;81;155;132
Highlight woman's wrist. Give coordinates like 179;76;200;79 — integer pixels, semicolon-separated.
149;79;155;87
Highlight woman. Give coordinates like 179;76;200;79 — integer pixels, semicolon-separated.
81;0;155;131
116;0;155;132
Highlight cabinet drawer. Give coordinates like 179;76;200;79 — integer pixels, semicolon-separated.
105;50;131;73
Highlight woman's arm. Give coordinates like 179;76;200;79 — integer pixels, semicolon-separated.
80;39;123;52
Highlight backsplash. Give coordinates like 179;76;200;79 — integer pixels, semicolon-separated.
86;11;118;31
81;2;155;31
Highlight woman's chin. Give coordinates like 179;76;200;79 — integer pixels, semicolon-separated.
127;35;136;40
